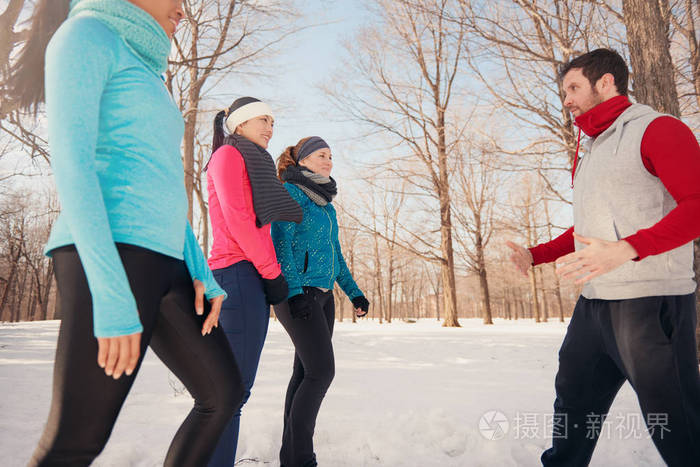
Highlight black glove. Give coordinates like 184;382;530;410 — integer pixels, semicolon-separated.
262;274;288;305
351;296;370;316
288;293;313;320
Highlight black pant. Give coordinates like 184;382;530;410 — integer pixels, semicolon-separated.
274;288;336;467
30;244;244;467
542;294;700;467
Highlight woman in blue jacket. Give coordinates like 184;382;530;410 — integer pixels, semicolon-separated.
8;1;243;465
272;136;370;467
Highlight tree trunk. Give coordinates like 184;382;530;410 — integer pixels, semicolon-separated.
28;280;37;321
622;0;681;116
14;264;28;321
529;268;541;323
183;108;198;223
38;259;53;320
683;0;700;110
386;255;394;323
433;273;441;321
478;267;493;324
349;246;357;323
335;288;344;322
536;267;548;322
373;233;384;324
182;26;201;223
438;179;459;327
474;229;493;324
195;181;209;255
551;264;565;322
525;199;540;322
0;243;20;315
519;298;526;320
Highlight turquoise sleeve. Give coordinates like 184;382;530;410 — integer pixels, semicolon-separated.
183;221;227;300
271;185;304;298
45;18;141;338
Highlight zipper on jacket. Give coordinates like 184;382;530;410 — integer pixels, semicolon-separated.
323;208;335;285
303;252;309;273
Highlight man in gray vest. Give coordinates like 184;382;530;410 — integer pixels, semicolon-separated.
507;49;700;466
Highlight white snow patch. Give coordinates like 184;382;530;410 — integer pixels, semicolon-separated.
0;319;664;466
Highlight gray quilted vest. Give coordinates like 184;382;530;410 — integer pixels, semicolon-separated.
572;103;695;299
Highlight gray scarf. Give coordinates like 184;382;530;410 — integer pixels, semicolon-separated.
281;165;337;206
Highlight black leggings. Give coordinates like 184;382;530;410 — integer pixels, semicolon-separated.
30;244;244;467
274;288;336;467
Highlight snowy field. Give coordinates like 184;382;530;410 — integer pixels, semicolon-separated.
1;318;664;466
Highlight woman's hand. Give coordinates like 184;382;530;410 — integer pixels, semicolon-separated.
288;293;313;320
352;296;370;318
194;279;224;336
97;332;141;379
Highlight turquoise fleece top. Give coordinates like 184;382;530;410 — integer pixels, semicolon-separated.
44;15;224;337
271;183;363;300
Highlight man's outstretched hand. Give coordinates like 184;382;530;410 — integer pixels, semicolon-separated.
506;241;533;277
555;233;638;284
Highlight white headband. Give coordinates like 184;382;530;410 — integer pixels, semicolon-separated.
225;101;274;133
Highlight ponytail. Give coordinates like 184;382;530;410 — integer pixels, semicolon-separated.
7;0;70;114
212;110;227;154
277;146;297;180
276;137;311;180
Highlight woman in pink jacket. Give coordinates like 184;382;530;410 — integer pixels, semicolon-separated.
205;97;302;466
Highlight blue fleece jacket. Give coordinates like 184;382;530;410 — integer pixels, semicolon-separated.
271;183;363;300
44;15;224;337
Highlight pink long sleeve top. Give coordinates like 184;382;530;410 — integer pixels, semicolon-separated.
207;145;281;279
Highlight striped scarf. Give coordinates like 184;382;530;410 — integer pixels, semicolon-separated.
281;165;337;206
222;134;303;227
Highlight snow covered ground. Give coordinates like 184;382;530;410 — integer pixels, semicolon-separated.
1;318;664;466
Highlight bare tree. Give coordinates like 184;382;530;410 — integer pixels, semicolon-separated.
335;202;366;323
167;0;301;232
451;143;499;324
670;0;700;114
0;189;58;322
456;0;617;203
327;0;469;327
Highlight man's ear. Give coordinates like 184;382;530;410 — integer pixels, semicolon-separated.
599;73;617;95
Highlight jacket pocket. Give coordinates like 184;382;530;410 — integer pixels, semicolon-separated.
303;251;309;273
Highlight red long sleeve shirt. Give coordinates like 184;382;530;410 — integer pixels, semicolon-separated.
530;96;700;265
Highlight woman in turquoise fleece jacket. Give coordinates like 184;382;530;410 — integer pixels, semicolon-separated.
271;136;370;467
8;1;243;465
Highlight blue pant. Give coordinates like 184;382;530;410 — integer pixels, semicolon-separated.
208;261;270;467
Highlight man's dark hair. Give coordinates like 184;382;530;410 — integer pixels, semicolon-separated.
559;48;629;96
